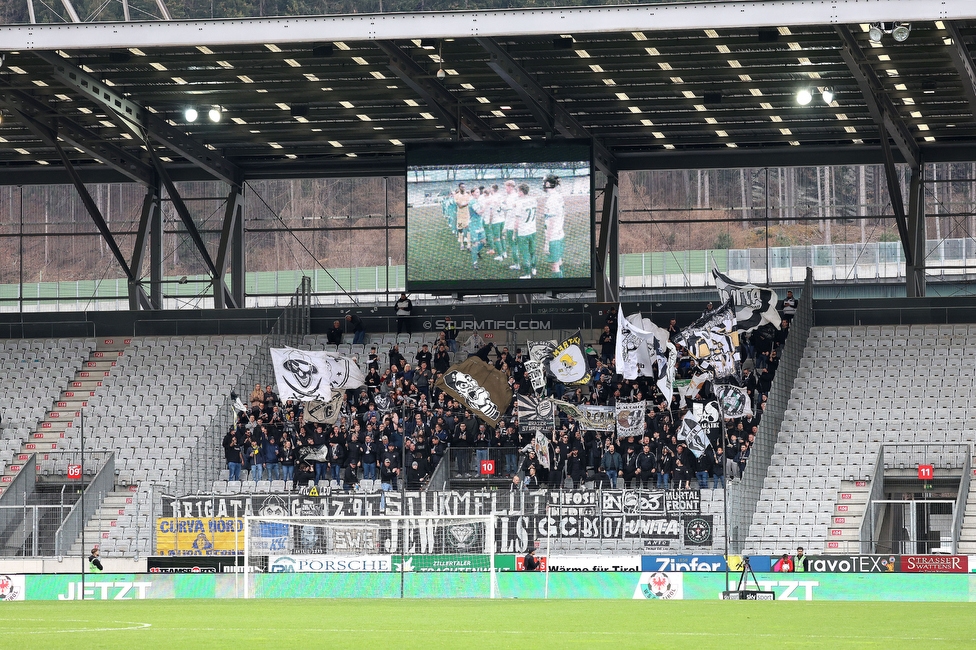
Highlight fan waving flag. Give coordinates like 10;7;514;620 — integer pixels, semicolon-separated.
712;268;780;332
677;300;741;381
435;356;513;427
547;331;591;386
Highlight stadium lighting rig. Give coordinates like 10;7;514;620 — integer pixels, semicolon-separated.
868;22;911;43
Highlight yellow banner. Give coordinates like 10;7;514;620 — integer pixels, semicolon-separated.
155;518;244;556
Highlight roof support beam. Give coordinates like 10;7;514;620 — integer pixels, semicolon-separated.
375;41;496;142
6;2;976;50
59;0;80;23
214;184;245;309
836;25;919;170
595;179;619;303
35;51;243;186
13;105;150;306
878;122;912;262
0;79;154;185
145;141;239;309
945;21;976;124
477;37;616;179
130;184;163;310
905;166;926;298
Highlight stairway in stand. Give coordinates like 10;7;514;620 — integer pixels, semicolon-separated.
0;337;131;496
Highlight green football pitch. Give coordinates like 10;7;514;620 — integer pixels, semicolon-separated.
1;599;974;649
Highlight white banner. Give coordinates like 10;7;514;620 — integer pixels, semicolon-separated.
269;555;393;573
546;555;641;572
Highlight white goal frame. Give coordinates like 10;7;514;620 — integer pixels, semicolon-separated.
242;514;497;599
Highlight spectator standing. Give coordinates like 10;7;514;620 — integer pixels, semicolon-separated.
442;316;458;352
711;447;725;489
782;290;798;322
223;430;243;481
523;548;541;572
346;314;366;345
602;443;622;488
793;546;808;572
395;293;413;335
599;326;615;363
279;439;296;482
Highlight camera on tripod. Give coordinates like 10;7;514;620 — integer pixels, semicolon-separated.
721;555;775;600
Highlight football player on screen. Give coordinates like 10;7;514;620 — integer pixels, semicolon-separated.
453;182;471;251
543;174;565;278
515;183;539;279
501;180;520;269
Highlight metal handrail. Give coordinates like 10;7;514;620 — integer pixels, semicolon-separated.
860;445;887;554
951;446;972;554
54;452;115;556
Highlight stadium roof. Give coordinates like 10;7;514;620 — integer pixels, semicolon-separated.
1;1;976;185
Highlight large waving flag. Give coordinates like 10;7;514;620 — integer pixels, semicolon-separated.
677;300;741;381
712;268;780;332
677;410;711;458
547;331;592;386
271;347;365;403
435;356;513;427
615;305;677;403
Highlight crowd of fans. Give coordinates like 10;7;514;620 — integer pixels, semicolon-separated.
223;297;794;492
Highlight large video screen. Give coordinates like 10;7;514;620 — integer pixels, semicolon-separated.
406;140;593;293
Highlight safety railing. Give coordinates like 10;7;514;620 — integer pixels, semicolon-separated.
726;267;813;553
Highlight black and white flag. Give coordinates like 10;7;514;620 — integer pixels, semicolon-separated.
520;430;552;469
373;394;393;414
271;347;365;403
712;268;780;332
305;392;346;425
271;348;333;402
715;384;752;418
615;305;669;379
547;331;592;386
677;300;741;380
677;411;710;459
524;359;548;394
527;340;557;363
615;401;646;440
552;400;615;431
517;395;556;435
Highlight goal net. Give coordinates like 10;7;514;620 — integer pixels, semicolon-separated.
243;515;497;599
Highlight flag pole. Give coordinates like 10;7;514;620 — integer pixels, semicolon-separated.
718;396;731;594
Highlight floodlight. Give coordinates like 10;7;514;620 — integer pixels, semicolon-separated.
892;23;911;42
868;23;884;43
821;87;835;104
208;106;222;122
184;107;198;122
796;88;813;106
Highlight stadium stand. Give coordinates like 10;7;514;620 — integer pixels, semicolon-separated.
0;335;262;556
747;323;976;555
